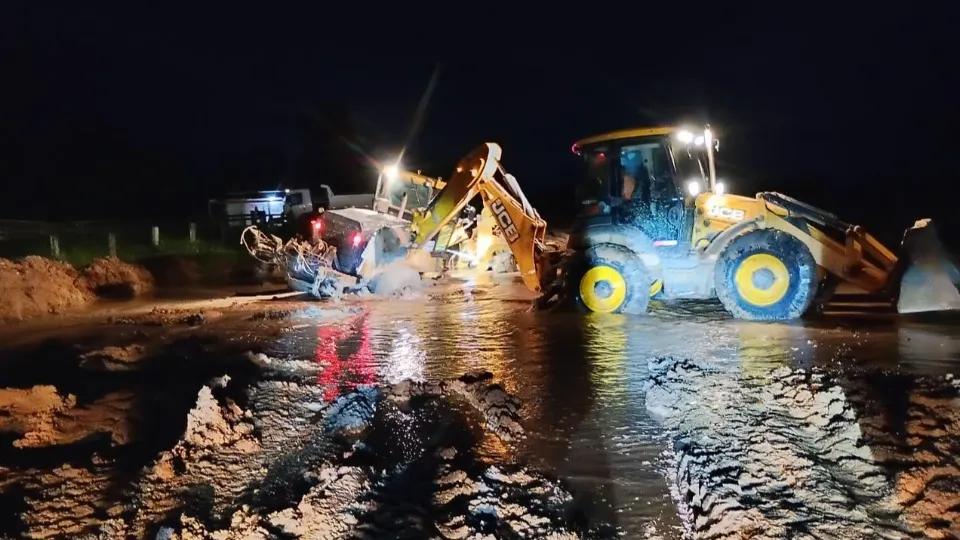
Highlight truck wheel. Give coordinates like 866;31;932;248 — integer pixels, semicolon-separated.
575;243;651;314
714;229;818;320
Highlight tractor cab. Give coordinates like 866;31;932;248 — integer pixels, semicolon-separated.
572;126;720;247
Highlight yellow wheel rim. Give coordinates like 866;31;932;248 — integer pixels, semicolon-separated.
734;253;790;307
650;279;663;297
580;265;627;313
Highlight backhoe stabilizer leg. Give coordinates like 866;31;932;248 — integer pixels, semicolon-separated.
897;219;960;314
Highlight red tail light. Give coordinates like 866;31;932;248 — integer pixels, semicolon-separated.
351;232;362;246
312;219;323;232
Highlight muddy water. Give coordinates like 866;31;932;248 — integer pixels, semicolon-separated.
1;274;959;538
269;275;960;538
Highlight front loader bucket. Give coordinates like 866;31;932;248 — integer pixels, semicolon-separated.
896;219;960;314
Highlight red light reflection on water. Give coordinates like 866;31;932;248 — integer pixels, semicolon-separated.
314;314;376;401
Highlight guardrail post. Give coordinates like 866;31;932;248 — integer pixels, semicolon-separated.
49;235;61;260
108;233;117;258
151;226;160;247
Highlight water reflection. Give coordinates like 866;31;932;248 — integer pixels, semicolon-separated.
314;313;376;401
378;323;426;384
298;284;960;537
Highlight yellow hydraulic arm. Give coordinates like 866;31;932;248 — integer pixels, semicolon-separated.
411;143;550;292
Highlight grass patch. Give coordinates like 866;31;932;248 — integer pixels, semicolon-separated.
0;237;239;268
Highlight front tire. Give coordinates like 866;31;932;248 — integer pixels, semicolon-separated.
575;243;651;315
714;229;818;320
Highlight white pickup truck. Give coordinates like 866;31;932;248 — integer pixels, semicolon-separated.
283;185;375;219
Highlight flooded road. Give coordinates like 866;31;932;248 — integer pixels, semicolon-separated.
0;274;959;538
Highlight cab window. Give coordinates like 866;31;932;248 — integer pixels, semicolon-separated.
619;140;677;203
285;192;304;206
575;146;610;205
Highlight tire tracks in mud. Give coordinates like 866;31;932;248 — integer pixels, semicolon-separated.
1;346;623;539
645;356;960;539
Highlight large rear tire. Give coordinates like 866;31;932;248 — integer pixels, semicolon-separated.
714;229;818;320
575;243;651;315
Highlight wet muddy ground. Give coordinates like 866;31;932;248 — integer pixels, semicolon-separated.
0;274;959;539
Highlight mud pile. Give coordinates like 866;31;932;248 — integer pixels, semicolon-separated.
0;385;134;449
644;356;960;539
848;372;960;538
0;255;156;322
137;255;202;288
109;307;223;327
80;256;155;298
147;366;613;539
0;256;94;322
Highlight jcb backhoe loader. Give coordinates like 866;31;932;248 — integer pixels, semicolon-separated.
565;125;960;319
406;143;565;292
416;131;960;321
241;163;518;298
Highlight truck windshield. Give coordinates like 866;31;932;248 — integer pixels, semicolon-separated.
671;143;709;186
385;179;433;209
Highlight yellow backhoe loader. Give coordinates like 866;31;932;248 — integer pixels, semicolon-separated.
565;125;960;319
411;128;960;320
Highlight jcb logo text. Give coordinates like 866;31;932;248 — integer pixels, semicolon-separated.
707;205;746;221
492;199;520;243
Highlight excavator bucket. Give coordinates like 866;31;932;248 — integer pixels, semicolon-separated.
896;219;960;314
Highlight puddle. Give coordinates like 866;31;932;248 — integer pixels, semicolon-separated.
0;276;958;537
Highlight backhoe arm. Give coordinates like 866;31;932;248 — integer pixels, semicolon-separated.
411;143;549;292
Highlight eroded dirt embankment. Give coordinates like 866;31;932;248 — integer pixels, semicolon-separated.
645;356;960;539
0;256;154;323
0;309;618;539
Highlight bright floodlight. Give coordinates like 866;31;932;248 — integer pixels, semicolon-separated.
676;130;694;144
714;182;725;194
384;164;399;181
686;180;701;197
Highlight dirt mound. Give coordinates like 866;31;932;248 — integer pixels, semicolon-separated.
0;256;94;322
387;370;524;442
109;307;222;327
79;344;147;372
173;377;259;460
158;372;612;539
137;255;202;288
0;255;157;322
0;385;134;448
80;257;154;298
545;229;569;248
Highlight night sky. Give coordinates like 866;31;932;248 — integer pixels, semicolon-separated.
2;5;957;245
